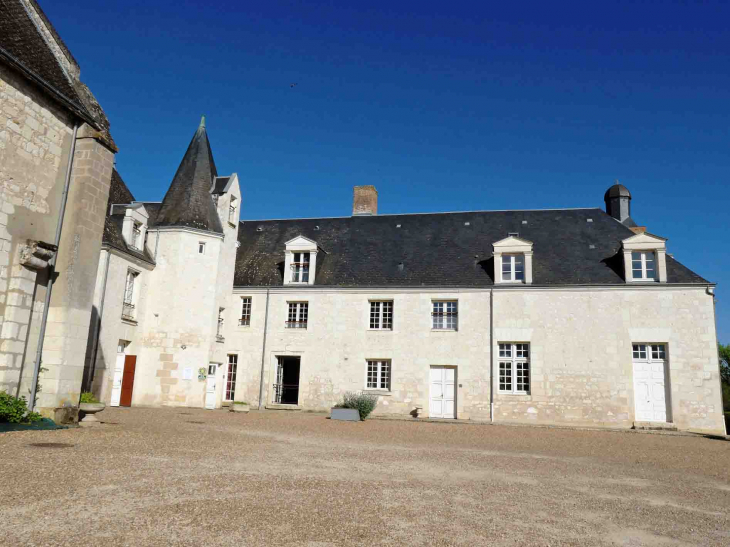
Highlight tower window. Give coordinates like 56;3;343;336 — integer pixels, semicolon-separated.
199;242;206;254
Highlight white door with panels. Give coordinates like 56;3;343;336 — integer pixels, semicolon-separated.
110;340;128;407
205;363;218;410
429;366;456;419
632;344;669;423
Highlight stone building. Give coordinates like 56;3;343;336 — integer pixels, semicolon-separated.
87;119;725;436
0;0;116;418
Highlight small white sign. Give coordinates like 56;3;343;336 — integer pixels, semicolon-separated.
182;367;193;381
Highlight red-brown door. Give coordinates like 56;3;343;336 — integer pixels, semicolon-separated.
119;355;137;407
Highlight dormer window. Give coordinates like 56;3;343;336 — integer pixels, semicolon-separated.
132;223;142;250
493;235;533;285
291;252;310;283
121;203;149;251
284;236;319;285
501;254;525;282
622;232;667;283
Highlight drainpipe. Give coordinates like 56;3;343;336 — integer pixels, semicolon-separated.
85;248;111;392
28;123;79;411
257;289;270;410
489;287;494;423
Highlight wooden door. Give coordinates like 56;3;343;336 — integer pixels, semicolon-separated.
119;355;136;407
429;366;456;419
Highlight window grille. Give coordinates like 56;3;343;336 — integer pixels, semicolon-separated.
132;224;142;249
286;302;308;329
216;308;225;342
498;343;530;394
366;360;391;390
369;301;393;330
122;270;137;320
291;252;310;283
631;251;656;281
432;301;458;330
240;297;252;326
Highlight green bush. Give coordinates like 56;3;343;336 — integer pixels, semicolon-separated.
338;391;379;420
79;392;100;404
0;392;42;424
233;401;249;405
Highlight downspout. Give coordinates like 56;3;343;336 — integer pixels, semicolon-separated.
86;248;111;392
28;122;79;411
489;287;494;422
257;288;271;410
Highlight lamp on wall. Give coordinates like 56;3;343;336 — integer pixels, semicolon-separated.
181;345;187;350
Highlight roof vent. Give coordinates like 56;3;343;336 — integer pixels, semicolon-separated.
521;220;527;225
256;226;263;232
587;218;593;223
398;262;404;271
589;244;596;249
508;232;519;237
314;225;320;231
396;224;401;228
464;222;470;226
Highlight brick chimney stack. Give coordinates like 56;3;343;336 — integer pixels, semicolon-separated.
352;185;378;216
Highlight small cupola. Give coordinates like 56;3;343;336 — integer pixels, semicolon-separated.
604;181;633;225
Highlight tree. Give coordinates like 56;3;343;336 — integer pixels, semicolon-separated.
720;343;730;385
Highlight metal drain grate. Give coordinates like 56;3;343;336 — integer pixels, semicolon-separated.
28;443;74;448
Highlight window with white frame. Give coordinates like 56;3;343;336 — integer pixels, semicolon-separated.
369;301;393;330
286;302;308;328
631;251;656;281
501;254;525;282
199;242;206;254
432;300;458;330
229;196;237;224
366;360;391;390
122;270;138;320
240;297;252;326
291;252;310;283
633;343;666;361
132;223;142;250
216;307;225;341
498;343;530;394
225;354;238;401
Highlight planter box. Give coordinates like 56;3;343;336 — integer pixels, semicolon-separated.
331;408;360;422
231;405;249;413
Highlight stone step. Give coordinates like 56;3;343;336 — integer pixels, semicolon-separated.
633;421;677;431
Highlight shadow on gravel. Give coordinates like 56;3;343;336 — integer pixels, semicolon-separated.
27;443;75;448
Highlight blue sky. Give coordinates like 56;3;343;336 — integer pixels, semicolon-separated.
44;1;729;341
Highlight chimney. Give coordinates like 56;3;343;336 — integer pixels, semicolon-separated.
352;185;378;216
604;180;631;224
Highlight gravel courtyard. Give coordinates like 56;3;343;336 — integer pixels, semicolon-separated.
1;408;728;547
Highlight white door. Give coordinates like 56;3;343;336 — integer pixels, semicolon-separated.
429;366;456;419
632;344;668;423
205;363;218;410
110;353;125;407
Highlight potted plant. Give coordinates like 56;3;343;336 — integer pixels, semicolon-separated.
78;392;105;426
231;401;250;413
331;391;378;421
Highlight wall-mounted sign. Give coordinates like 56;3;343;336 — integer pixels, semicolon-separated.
198;367;207;381
182;367;193;381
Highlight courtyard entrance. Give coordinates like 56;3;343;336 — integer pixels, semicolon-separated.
274;356;300;405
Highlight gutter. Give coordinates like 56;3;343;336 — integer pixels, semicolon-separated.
85;249;111;392
257;289;271;410
28;122;79;411
490;287;494;423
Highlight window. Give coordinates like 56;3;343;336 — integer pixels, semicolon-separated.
225;354;238;401
122;270;138;321
199;242;206;254
286;302;308;329
633;343;666;361
366;360;391;390
631;251;656;281
229;196;237;224
369;301;393;330
240;297;252;326
132;223;142;250
216;308;225;342
291;252;310;283
498;343;530;394
501;254;525;282
432;300;458;330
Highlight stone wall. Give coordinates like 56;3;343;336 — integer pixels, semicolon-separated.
0;64;74;395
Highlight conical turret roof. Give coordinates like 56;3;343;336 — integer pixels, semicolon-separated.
155;117;224;234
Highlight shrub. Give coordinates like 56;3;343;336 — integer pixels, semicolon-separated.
338;391;379;420
0;392;42;424
233;401;249;405
79;392;100;404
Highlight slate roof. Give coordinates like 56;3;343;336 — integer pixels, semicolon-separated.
101;169;155;265
234;208;709;287
211;176;230;195
154;118;224;234
0;0;116;149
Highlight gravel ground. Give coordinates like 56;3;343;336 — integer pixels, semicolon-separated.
1;408;728;547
